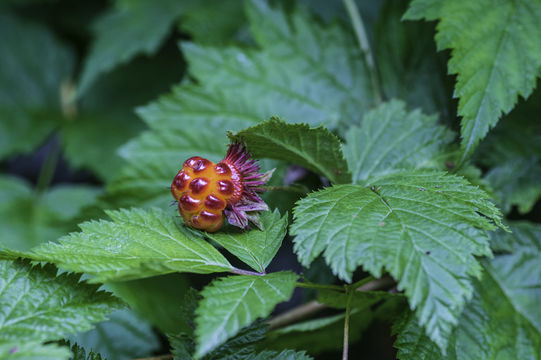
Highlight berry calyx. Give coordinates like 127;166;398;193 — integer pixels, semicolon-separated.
171;144;273;232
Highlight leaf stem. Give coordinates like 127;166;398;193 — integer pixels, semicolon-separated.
342;0;382;103
230;267;266;276
342;287;354;360
35;139;61;195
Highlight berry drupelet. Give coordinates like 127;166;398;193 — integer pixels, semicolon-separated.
171;144;273;232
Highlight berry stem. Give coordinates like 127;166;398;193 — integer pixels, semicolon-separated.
230;267;266;276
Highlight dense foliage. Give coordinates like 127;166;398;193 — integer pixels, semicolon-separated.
1;0;540;359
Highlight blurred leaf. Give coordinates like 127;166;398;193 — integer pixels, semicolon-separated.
206;210;288;273
179;0;247;45
0;342;71;360
291;171;504;351
0;11;73;159
107;273;190;334
477;90;541;214
375;0;451;118
405;0;541;162
64;47;183;181
342;100;454;184
229;118;351;184
0;176;100;251
182;0;375;130
195;271;298;357
23;208;232;282
77;0;184;95
394;222;541;359
0;260;123;343
68;309;159;360
484;157;541;214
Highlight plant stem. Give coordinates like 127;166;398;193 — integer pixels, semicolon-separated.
342;288;354;360
268;276;395;330
35;140;61;195
230;267;266;276
342;0;382;103
268;300;327;330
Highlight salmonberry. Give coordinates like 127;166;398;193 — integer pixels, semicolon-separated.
171;144;273;232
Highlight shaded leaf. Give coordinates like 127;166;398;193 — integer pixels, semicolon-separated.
68;309;159;360
484;157;541;214
0;11;73;159
179;0;247;45
107;273;190;334
375;0;451;118
78;0;184;94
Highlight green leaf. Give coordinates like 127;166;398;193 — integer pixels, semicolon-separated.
342;100;454;184
0;176;100;252
195;271;298;357
107;273;190;334
394;222;541;359
404;0;541;162
182;0;375;130
291;171;503;351
26;208;232;282
230;118;351;184
0;260;123;343
0;342;71;360
205;210;287;273
77;0;184;95
0;12;73;159
68;309;159;360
